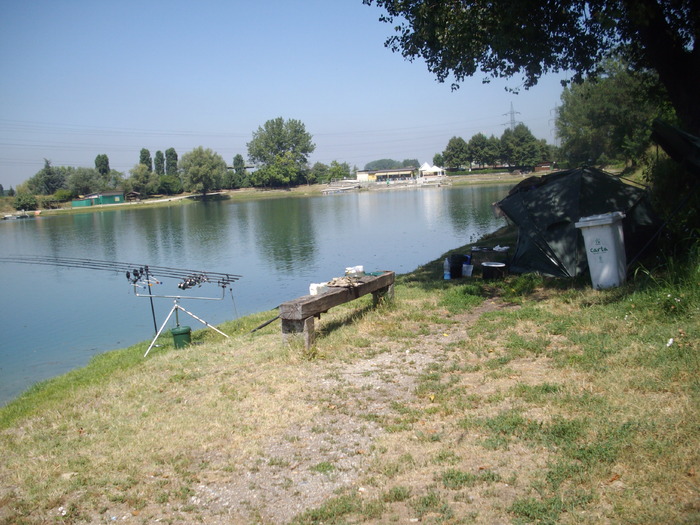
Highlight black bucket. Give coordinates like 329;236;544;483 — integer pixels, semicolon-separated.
482;262;507;280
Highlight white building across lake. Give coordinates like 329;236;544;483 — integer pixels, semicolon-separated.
355;163;446;184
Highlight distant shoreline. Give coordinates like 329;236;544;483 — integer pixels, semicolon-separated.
3;171;529;217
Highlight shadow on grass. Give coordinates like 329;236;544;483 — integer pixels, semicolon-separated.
398;224;613;301
315;302;380;342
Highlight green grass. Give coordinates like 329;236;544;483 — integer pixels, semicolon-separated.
1;227;698;524
439;468;502;489
383;485;411;502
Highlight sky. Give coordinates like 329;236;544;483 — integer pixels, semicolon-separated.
0;0;568;189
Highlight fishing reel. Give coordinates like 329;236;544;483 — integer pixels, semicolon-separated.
178;274;208;290
126;267;161;288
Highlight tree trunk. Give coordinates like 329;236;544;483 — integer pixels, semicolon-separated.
623;0;700;135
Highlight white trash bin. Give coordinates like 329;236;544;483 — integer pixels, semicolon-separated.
575;211;627;289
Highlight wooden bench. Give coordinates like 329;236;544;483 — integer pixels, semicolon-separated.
278;271;395;348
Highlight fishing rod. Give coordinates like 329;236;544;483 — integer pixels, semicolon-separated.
0;255;243;352
0;255;241;289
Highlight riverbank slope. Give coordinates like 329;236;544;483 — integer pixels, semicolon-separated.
1;226;698;524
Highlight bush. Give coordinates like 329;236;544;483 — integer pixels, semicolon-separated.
158;175;183;195
13;193;38;211
53;189;73;202
40;197;61;209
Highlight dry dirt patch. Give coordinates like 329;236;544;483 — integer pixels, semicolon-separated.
180;297;574;524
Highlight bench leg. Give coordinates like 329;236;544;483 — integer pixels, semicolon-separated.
281;316;315;349
372;283;395;306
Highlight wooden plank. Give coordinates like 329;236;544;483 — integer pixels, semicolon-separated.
372;282;394;306
279;271;394;320
281;316;315;347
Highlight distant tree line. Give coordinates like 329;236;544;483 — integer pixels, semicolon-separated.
363;159;420;171
427;56;673;173
435;124;556;172
10;71;674;212
9;117;362;209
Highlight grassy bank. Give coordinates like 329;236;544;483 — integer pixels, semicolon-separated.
1;229;698;524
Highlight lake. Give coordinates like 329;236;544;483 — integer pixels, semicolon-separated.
0;184;510;405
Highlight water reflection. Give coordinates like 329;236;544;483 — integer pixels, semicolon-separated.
252;198;317;272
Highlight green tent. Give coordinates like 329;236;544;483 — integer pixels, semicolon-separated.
496;167;658;278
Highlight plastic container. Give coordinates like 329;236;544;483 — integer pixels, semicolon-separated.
345;265;364;276
461;254;473;277
575;211;626;289
171;325;191;348
309;282;330;295
448;254;470;278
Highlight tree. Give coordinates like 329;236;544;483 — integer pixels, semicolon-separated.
231;153;249;188
0;183;4;196
154;150;165;176
557;58;675;166
180;146;227;195
105;169;124;190
67;167;103;196
128;164;152;195
249;151;300;188
467;133;489;168
328;160;352;182
165;148;178;176
139;148;153;172
157;175;183;195
442;136;468;169
402;158;419;168
432;153;444;167
500;124;541;168
247;117;315;187
364;159;401;170
484;135;501;167
26;159;67;195
95;154;110;177
363;1;699;135
310;162;329;184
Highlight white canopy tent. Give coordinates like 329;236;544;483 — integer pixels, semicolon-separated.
419;162;445;177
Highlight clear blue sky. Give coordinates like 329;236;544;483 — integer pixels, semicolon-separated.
0;0;568;188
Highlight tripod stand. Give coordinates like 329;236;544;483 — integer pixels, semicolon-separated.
144;297;229;357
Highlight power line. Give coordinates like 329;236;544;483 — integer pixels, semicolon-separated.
502;102;522;130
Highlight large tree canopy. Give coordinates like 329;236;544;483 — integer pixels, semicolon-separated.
247;117;315;167
442;136;469;169
500;124;543;168
26;159;66;195
247;117;315;187
363;0;700;133
557;58;675;166
180;147;226;195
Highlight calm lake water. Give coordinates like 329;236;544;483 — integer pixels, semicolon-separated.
0;184;510;405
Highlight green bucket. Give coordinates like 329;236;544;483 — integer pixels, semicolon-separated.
171;325;191;348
